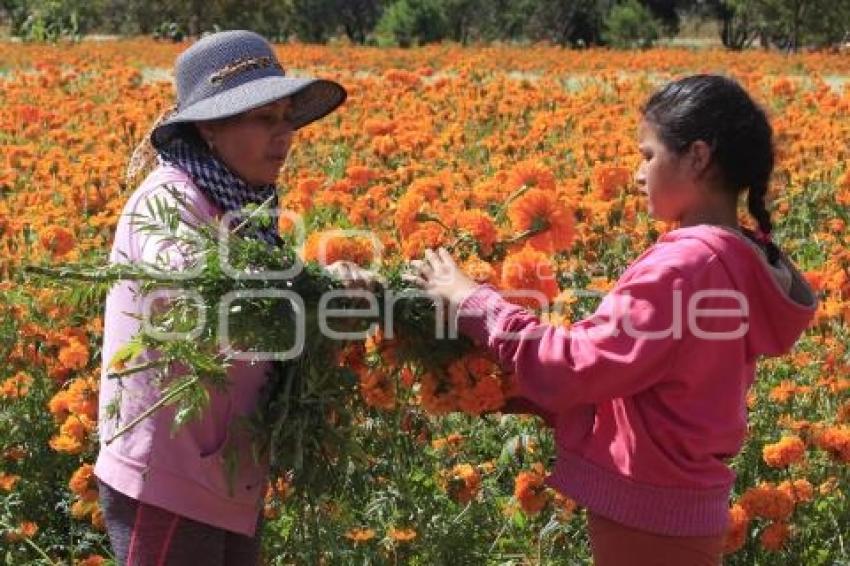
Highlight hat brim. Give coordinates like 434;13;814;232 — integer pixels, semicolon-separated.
151;76;346;149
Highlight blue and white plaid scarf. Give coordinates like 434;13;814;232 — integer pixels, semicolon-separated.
158;138;282;247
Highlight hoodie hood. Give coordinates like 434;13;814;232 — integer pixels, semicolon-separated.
659;225;817;359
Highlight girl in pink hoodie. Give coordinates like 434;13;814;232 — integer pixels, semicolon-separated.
406;75;817;565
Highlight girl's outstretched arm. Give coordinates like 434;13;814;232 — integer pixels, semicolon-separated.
406;248;691;416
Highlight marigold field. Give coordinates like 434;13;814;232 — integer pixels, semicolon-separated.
1;39;850;565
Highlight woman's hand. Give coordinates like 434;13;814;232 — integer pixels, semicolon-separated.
403;247;479;309
324;260;381;293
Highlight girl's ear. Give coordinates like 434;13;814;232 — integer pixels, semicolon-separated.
687;140;713;179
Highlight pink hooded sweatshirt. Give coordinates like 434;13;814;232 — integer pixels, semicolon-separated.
457;224;817;537
95;164;270;536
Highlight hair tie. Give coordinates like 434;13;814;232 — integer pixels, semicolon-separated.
754;228;773;245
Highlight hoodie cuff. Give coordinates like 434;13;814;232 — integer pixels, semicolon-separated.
456;284;510;346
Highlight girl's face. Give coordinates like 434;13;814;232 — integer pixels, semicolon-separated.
635;119;699;223
196;98;295;186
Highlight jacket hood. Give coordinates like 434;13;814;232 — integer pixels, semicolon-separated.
660;225;817;359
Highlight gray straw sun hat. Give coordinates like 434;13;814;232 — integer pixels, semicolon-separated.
151;30;347;150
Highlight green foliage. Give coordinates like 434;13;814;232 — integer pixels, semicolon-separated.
0;285;111;563
5;0;850;49
708;0;850;50
643;0;683;35
525;0;612;46
13;0;104;42
151;21;186;42
24;186;484;499
603;0;662;48
376;0;447;47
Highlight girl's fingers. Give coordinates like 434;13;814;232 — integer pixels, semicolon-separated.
401;273;428;288
410;258;434;279
351;267;374;290
358;269;376;291
326;261;348;281
437;247;455;267
329;261;367;290
424;248;440;272
409;259;426;275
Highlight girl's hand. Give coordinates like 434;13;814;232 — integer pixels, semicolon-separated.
403;247;479;309
324;260;381;292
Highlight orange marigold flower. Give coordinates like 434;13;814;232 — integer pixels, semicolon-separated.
460;255;499;287
301;231;376;267
454;210;499;256
40;225;75;257
364;118;396;137
541;288;575;327
394;191;425;238
0;473;20;492
69;464;95;496
71;498;98;520
58;339;90;370
419;371;456;415
592;165;631;200
371;134;398;158
408;176;446;200
447;354;508;415
768;380;797;403
778;479;814;504
49;433;83;454
431;433;464;452
442;463;481;505
76;555;106;566
507;188;575;253
383;68;421;86
553;493;577;522
4;521;38;542
60;414;95;440
297;176;323;194
0;371;32;399
345;527;376;543
457;373;505;415
500;244;559;308
401;224;447;260
507;160;556;192
357;367;396;410
762;435;806;468
739;483;795;522
723;503;750;555
398;365;416;388
760;521;792;552
818;476;840;495
813;425;850;463
345;165;378;187
771;77;796;97
514;470;549;516
387;527;417;542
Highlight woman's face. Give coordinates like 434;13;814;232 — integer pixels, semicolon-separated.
196;98;295;186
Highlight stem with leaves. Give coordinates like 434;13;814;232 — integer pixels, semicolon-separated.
105;375;200;445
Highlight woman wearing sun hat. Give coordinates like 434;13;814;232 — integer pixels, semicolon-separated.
95;30;371;565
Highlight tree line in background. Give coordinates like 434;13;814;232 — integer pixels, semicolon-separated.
1;0;848;50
